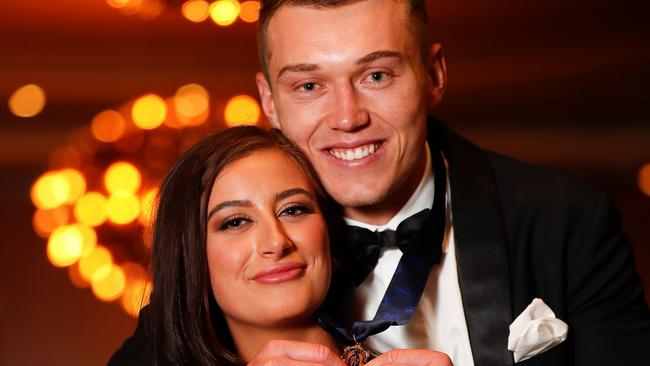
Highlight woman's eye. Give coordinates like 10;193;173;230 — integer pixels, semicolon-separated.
219;217;249;231
280;204;313;217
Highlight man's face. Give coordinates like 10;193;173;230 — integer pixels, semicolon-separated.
257;0;445;223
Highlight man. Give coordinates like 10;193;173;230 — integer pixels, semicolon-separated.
251;0;650;365
111;0;650;365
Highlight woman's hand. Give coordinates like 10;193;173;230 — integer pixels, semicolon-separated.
248;340;345;366
366;349;453;366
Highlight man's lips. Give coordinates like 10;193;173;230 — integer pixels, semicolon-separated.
326;141;384;162
251;262;306;284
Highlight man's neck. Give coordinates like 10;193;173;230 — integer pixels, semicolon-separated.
344;145;430;226
228;320;339;362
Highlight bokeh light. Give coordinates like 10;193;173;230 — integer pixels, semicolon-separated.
91;110;126;143
8;84;46;118
132;94;167;130
104;162;142;195
239;1;260;23
174;83;210;126
639;163;650;197
120;262;151;317
33;206;70;238
224;94;261;126
92;264;126;302
47;224;97;267
138;0;166;20
60;169;86;204
106;0;132;8
106;194;141;224
210;0;240;26
139;188;158;226
79;245;113;283
31;171;71;209
182;0;210;22
74;192;108;227
68;262;90;288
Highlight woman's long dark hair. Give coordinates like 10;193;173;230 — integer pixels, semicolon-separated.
147;126;338;365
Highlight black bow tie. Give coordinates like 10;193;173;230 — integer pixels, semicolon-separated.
343;209;434;286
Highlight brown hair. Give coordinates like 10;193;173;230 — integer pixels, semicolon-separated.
257;0;433;80
148;126;339;365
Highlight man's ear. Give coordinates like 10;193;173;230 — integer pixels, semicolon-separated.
255;72;281;128
426;44;447;110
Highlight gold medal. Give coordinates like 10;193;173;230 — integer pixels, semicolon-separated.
340;343;370;366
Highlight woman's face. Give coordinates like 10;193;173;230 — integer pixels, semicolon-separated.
206;148;331;328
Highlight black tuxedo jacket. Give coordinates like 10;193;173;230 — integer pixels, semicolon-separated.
109;120;650;365
428;120;650;365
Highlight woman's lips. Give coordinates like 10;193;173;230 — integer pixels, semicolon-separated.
251;262;306;284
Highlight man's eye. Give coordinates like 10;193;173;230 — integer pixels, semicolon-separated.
366;71;390;83
219;217;249;230
299;82;317;92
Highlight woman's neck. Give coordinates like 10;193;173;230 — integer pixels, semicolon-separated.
227;320;339;362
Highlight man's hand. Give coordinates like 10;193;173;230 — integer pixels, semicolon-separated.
247;340;345;366
366;349;453;366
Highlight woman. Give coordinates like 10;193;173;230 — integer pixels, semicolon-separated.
147;126;340;365
111;126;451;366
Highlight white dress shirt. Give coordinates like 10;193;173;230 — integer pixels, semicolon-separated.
344;146;475;366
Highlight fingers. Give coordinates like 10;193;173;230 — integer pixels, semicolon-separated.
248;340;344;366
366;349;453;366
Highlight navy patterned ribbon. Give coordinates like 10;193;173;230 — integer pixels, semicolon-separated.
320;149;447;344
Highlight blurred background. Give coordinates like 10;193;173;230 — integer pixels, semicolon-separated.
0;0;648;364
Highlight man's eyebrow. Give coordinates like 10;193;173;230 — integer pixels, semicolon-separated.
356;51;402;65
207;200;252;220
276;187;314;201
277;63;321;79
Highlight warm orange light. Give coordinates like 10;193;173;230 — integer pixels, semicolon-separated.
106;0;132;8
79;245;113;282
68;263;90;288
182;0;210;22
224;94;261;126
31;171;71;209
60;168;86;204
174;83;210;125
47;224;96;267
139;188;158;226
92;264;126;302
91;110;126;143
74;192;108;227
239;1;260;23
639;163;650;197
104;161;142;195
132;94;167;130
210;0;240;26
138;0;166;20
119;262;151;316
107;193;141;225
33;206;70;238
8;84;46;118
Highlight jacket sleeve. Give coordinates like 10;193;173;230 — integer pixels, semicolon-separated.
567;193;650;365
107;305;152;365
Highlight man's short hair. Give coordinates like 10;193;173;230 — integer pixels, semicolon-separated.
257;0;434;80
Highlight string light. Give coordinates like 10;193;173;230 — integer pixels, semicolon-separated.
224;94;261;126
8;84;46;118
31;85;266;316
210;0;241;26
639;163;650;197
182;0;211;22
239;1;260;23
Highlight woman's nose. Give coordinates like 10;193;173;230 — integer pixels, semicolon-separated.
256;219;294;258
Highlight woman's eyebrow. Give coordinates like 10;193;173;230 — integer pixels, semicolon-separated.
207;200;252;220
276;187;314;201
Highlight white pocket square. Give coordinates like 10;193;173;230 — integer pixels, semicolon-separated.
507;298;568;363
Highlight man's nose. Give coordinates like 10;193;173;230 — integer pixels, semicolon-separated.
328;82;369;132
256;219;293;259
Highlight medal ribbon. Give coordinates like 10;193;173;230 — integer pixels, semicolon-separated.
320;150;447;344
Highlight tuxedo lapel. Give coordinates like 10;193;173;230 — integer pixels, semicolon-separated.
429;120;514;366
